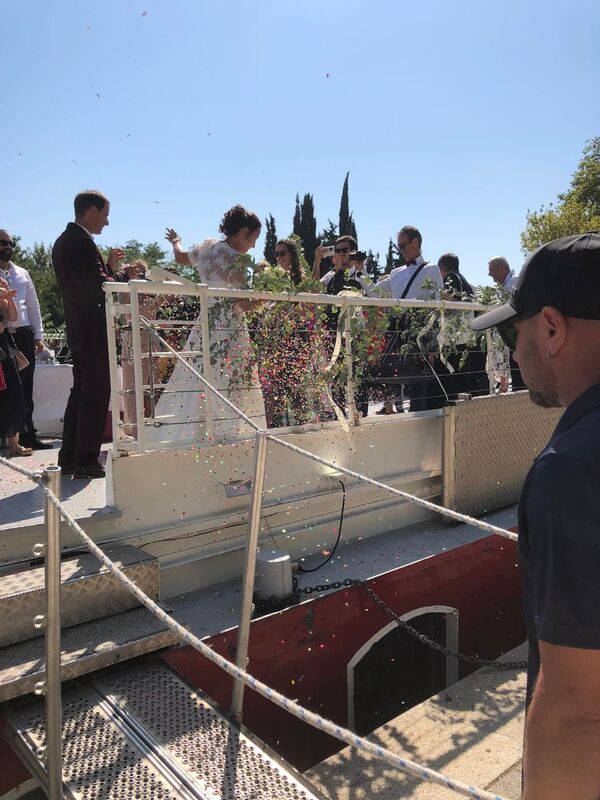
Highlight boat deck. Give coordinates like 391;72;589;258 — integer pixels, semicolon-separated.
306;642;527;799
166;505;517;641
0;442;117;536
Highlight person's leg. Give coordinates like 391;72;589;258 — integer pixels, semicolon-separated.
13;327;36;439
58;351;81;469
74;344;111;467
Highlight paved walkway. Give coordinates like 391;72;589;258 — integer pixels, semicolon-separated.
0;442;113;534
307;643;526;800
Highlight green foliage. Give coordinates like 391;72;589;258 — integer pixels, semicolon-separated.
318;220;338;246
263;214;277;265
521;136;600;254
299;193;319;267
364;249;382;281
385;238;403;273
11;237;64;332
339;171;351;235
293;194;301;236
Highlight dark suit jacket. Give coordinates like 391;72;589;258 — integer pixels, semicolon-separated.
52;222;129;351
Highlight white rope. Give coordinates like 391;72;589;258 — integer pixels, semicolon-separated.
34;481;507;800
0;456;43;482
266;435;518;542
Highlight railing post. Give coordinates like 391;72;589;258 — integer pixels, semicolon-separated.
198;284;214;440
104;287;124;451
485;329;495;394
343;302;357;426
231;431;269;721
44;466;63;800
128;281;147;450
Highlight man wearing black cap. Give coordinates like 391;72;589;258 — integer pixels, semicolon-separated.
472;232;600;798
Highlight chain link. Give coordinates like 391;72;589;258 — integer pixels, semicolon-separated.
297;577;527;671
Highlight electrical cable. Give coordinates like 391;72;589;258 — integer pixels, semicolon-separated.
297;479;345;573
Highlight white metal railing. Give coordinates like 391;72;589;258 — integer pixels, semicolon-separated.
104;278;503;454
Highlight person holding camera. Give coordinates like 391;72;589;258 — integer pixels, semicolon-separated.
312;235;370;417
313;235;368;293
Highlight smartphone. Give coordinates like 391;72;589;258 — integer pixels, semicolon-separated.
321;245;335;256
349;250;367;262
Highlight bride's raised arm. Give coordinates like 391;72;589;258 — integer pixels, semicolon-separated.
165;228;191;267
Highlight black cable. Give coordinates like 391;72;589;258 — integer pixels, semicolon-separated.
297;479;345;573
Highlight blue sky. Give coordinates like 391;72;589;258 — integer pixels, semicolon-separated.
3;0;599;285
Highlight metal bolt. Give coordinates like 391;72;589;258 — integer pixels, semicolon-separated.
32;543;46;558
33;614;46;630
34;681;47;696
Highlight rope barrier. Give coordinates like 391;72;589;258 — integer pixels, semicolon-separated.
265;435;518;542
1;465;502;800
0;456;44;482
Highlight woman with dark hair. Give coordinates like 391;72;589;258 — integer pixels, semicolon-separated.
254;239;328;427
274;238;302;286
157;205;266;440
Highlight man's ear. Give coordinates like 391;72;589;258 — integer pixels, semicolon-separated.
540;306;567;358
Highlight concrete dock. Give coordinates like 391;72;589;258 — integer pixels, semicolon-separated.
307;643;527;799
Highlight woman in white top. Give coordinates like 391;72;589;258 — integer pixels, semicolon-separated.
155;206;266;442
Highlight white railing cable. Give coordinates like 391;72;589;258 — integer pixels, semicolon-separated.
0;456;507;800
265;435;518;542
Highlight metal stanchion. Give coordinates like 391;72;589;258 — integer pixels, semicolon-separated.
44;466;63;799
343;305;357;426
231;431;268;721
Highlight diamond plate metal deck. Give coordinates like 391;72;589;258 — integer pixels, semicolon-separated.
5;662;324;799
0;607;180;702
0;546;159;647
442;392;563;517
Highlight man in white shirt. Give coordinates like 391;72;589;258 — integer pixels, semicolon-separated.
488;255;526;390
367;226;446;412
488;256;518;293
0;230;51;450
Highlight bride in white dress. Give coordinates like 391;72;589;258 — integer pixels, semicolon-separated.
149;206;266;444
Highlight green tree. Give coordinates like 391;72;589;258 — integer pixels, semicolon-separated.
384;238;404;273
521;137;600;254
263;214;277;264
318;220;338;246
364;249;382;281
339;171;351;235
11;238;64;332
299;193;319;266
293;194;301;236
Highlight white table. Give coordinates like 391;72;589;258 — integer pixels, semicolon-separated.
32;363;74;436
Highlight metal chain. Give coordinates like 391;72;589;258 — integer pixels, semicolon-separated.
297;578;527;671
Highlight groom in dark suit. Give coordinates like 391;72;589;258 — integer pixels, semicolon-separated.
53;190;138;478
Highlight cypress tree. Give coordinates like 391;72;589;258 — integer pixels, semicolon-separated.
300;193;319;267
385;238;395;273
293;194;301;236
365;249;382;281
339;172;351;235
263;214;277;264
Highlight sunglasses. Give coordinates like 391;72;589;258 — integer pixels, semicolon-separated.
335;247;349;253
0;239;14;247
496;312;538;350
275;250;288;257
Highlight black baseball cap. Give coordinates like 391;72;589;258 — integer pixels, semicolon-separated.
472;232;600;332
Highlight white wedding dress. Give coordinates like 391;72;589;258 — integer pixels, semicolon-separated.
147;239;265;445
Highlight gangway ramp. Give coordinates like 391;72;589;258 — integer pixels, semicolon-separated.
4;660;324;800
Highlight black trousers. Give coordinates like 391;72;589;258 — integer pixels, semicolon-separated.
12;326;36;437
59;338;110;468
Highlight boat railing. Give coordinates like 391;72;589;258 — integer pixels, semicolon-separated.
0;401;517;799
104;277;507;455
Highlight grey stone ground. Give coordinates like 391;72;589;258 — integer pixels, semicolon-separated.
307;643;526;800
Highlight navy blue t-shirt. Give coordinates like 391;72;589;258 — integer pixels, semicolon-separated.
519;382;600;703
